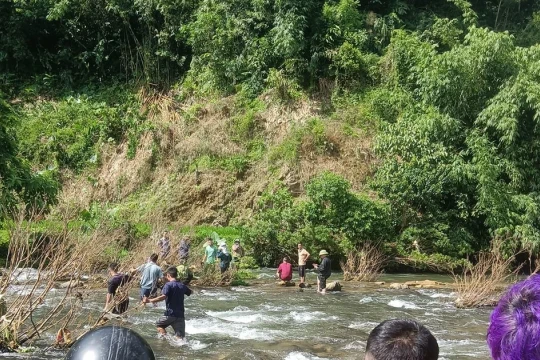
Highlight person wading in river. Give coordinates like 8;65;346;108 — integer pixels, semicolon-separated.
297;243;310;285
143;266;192;342
313;250;331;294
276;257;293;282
132;253;163;302
104;263;131;314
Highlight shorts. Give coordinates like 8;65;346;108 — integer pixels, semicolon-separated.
156;316;186;337
298;265;306;278
318;274;330;290
140;287;158;300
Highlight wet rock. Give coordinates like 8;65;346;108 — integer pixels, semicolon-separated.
389;283;410;289
404;280;448;289
326;281;342;292
278;280;295;287
299;283;312;289
374;282;385;286
57;280;84;289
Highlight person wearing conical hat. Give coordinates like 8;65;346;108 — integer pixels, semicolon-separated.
313;250;331;294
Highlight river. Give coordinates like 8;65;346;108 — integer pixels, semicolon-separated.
6;270;492;359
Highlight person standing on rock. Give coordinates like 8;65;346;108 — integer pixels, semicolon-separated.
297;243;310;285
157;231;171;260
143;266;192;342
104;263;131;314
313;250;331;294
132;253;163;301
276;257;293;282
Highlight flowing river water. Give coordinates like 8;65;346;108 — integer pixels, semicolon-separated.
6;270;492;359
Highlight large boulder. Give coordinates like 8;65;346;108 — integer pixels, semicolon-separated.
326;281;342;292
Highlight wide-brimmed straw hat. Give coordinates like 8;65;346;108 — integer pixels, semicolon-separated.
319;250;329;256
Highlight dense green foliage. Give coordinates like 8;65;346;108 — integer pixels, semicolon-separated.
2;0;540;268
374;27;540;258
18;90;145;171
0;93;58;216
243;173;393;266
1;0;538;89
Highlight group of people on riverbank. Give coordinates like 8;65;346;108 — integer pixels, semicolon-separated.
155;231;245;273
201;237;244;273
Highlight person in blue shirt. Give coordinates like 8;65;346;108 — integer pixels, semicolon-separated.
132;253;163;301
143;267;192;340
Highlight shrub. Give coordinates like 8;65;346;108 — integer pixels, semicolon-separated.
234;269;257;279
237;256;259;270
244;174;396;266
341;243;387;282
18;93;143;172
454;248;521;308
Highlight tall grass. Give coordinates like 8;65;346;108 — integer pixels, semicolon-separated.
453;245;521;308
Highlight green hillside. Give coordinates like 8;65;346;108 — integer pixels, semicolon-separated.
1;0;539;268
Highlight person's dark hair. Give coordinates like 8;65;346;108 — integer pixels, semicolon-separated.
150;253;158;262
108;263;119;272
167;266;178;279
283;257;289;262
366;319;439;360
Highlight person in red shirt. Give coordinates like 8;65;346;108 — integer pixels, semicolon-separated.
276;257;293;281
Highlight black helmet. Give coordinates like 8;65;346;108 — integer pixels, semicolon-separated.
65;326;155;360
